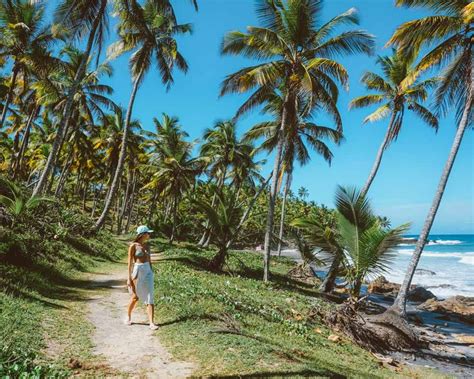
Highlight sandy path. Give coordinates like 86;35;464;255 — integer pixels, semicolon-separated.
87;263;195;378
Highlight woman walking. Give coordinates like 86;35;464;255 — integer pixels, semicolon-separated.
125;225;158;330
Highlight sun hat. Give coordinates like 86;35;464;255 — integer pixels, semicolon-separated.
136;225;154;236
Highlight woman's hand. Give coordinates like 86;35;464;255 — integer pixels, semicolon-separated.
127;277;132;286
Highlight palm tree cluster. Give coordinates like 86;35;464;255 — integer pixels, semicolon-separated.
1;0;472;322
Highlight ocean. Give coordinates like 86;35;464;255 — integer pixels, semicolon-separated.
385;234;474;299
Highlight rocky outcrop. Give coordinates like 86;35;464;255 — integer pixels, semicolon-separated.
367;276;400;295
367;276;434;302
419;296;474;324
407;287;436;303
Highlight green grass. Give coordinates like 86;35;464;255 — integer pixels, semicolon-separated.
0;217;125;377
150;242;428;378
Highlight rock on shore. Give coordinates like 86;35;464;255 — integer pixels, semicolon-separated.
367;276;436;302
419;296;474;325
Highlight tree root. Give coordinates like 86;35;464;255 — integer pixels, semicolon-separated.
315;301;423;353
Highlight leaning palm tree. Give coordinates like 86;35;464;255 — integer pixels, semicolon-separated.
220;0;374;281
93;0;193;231
0;0;55;129
293;186;409;298
385;0;473;319
350;49;438;197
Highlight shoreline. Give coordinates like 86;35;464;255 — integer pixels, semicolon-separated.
259;248;474;376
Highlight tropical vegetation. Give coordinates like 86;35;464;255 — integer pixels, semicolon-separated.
0;0;472;375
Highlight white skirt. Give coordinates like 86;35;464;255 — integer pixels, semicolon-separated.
131;263;155;305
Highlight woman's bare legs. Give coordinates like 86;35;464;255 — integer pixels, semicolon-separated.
127;296;138;322
147;304;158;330
126;280;138;323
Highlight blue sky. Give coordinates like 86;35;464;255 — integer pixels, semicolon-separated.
49;0;474;234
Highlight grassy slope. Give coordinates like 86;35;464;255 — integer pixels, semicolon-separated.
0;205;445;379
151;242;445;378
0;206;125;377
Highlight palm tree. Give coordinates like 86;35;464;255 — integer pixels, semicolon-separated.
221;0;374;281
151;141;204;243
0;176;52;226
386;0;473;318
32;0;110;195
198;120;251;246
193;188;243;270
298;186;309;200
291;213;342;292
143;113;189;220
245;90;342;255
294;186;409;298
0;0;55;129
350;49;438;197
93;109;141;191
93;0;193;231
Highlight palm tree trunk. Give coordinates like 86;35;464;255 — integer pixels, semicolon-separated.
54;151;74;198
147;186;159;224
13;105;39;179
319;250;342;293
351;278;363;299
125;174;138;233
263;98;289;282
360;111;397;198
277;172;292;256
82;180;89;211
226;173;272;249
209;247;227;271
200;169;227;246
170;196;179;244
390;77;473;318
0;64;19;129
32;1;106;196
118;168;133;234
91;183;104;219
93;69;144;232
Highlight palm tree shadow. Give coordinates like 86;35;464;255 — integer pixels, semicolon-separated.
210;370;346;378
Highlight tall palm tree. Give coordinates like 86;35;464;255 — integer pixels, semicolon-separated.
245;90;342;255
386;0;473;318
143;113;189;220
93;0;193;231
0;0;55;129
350;49;438;197
221;0;374;281
32;0;110;195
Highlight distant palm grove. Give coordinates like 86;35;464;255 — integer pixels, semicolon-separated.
0;0;472;325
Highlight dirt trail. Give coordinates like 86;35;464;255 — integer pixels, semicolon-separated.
86;261;195;378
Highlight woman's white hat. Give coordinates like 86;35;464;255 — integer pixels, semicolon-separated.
136;225;154;235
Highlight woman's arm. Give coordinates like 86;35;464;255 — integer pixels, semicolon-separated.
127;244;135;284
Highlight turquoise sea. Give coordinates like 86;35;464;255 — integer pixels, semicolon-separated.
385;234;474;299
